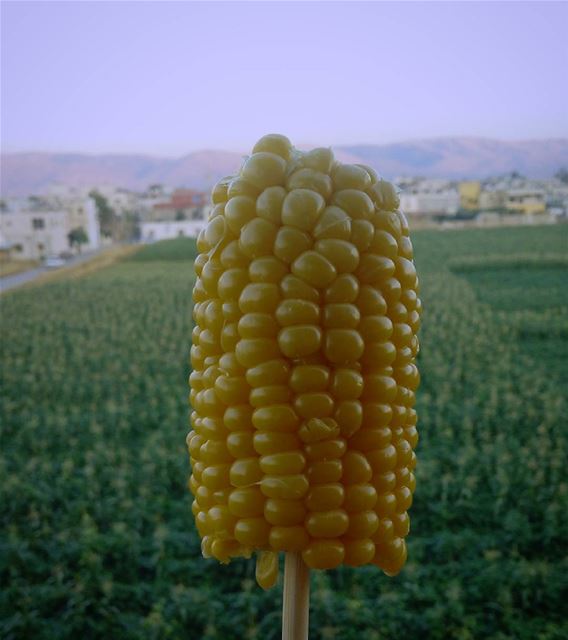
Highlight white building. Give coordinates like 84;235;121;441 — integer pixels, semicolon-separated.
62;197;100;251
141;220;207;243
47;184;141;216
4;190;102;253
398;178;460;215
399;190;460;215
38;193;101;251
89;185;140;215
479;189;506;210
1;211;69;259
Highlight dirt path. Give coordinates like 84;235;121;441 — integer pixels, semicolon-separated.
1;245;141;294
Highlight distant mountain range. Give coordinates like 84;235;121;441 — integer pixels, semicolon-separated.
2;137;567;196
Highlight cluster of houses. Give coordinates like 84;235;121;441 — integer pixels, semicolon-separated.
1;187;102;261
0;184;211;262
397;175;568;224
2;173;567;263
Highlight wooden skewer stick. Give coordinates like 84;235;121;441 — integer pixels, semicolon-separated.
282;552;310;640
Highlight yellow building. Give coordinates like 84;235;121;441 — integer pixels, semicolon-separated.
505;189;546;215
459;181;482;210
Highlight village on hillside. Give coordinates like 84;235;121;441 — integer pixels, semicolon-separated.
1;172;568;266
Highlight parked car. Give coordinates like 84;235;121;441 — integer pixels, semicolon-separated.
44;256;66;269
59;251;74;260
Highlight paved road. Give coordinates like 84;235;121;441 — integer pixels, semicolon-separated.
0;250;102;294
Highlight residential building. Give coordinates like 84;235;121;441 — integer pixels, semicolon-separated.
505;188;546;215
544;179;568;214
64;197;101;250
399;179;460;215
400;191;460;215
141;220;207;243
459;181;482;210
1;211;69;259
479;189;506;210
87;185;139;215
398;179;460;215
44;195;101;251
150;189;209;221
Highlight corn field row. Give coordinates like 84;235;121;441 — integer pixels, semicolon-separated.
1;227;567;639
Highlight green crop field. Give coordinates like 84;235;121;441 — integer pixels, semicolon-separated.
1;226;567;640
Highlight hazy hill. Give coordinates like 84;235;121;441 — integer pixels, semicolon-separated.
2;137;567;196
341;137;568;180
0;150;244;197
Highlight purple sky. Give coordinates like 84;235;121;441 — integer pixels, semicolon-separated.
1;1;567;155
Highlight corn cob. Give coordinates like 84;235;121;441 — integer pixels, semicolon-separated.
187;134;421;589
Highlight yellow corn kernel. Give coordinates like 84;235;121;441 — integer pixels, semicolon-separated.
255;550;279;590
264;498;307;526
269;525;310;552
282;189;326;231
